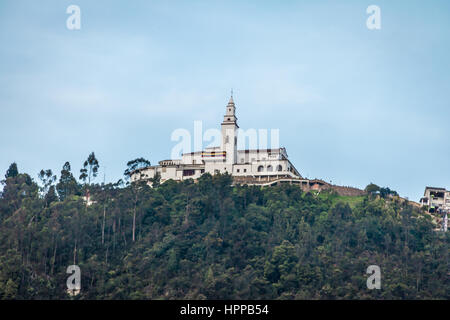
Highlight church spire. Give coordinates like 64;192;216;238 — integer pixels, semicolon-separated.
222;89;238;127
221;90;238;165
228;89;235;106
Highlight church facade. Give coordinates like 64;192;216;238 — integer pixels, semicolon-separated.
131;94;302;185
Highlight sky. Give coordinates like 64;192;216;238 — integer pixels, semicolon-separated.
0;0;449;201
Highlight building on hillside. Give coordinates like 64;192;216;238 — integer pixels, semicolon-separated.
420;187;450;212
420;186;449;232
130;93;366;197
131;94;302;184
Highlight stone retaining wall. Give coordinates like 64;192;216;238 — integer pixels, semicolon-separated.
232;176;366;197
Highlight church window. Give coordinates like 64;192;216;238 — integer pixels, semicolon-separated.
226;135;229;143
257;165;264;172
267;165;273;172
277;165;283;172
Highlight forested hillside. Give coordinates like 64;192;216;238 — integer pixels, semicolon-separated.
0;160;448;300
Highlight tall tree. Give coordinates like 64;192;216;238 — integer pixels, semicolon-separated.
5;163;18;179
123;158;151;181
124;158;151;242
79;152;100;185
45;185;58;206
56;162;79;201
38;169;56;193
38;169;57;207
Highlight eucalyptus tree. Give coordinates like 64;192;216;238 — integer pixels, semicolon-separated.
38;169;57;195
124;157;151;242
79;152;100;185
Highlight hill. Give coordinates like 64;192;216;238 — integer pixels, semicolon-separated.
0;170;448;299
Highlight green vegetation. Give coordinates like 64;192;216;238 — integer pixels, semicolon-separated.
364;183;399;198
317;192;365;209
0;158;448;300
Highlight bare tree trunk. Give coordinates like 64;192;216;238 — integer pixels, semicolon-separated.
102;202;106;245
184;205;189;225
73;238;77;265
51;240;57;275
132;194;137;242
113;219;116;253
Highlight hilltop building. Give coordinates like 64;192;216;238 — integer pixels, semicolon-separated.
420;186;449;232
131;94;366;197
420;187;450;212
131;94;301;184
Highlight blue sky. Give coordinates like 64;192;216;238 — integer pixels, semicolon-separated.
1;0;449;201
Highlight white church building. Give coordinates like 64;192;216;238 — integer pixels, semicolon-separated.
131;94;302;185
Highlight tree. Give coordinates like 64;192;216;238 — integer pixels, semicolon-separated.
56;162;80;201
124;158;151;181
3;279;18;299
79;152;100;185
38;169;57;207
124;158;151;242
5;163;18;179
365;183;380;194
380;187;398;198
38;169;57;193
0;173;38;214
45;185;58;206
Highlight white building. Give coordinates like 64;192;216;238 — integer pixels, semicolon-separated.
420;187;450;232
131;94;302;185
420;186;450;212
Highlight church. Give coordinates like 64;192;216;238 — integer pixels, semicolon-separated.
130;94;303;186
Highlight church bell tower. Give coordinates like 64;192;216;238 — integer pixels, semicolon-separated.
221;91;239;165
